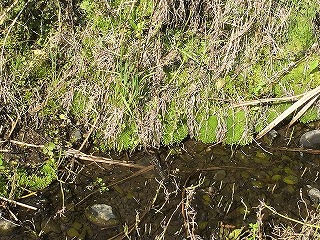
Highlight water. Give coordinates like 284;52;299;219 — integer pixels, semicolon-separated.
3;124;320;239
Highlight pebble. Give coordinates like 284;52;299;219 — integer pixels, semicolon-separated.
300;130;320;149
0;219;18;235
307;185;320;204
214;170;227;181
282;175;298;185
271;174;282;182
85;204;119;227
67;227;79;238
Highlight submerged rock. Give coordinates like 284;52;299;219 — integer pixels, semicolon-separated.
213;170;226;181
0;218;18;235
282;175;298;185
300;130;320;149
41;218;61;234
85;204;119;228
307;185;320;204
70;128;83;144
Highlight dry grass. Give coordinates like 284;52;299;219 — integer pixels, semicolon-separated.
0;0;319;149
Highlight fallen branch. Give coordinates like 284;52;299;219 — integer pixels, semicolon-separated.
0;139;44;148
6;112;20;140
231;94;304;108
267;146;320;154
262;201;320;230
256;86;320;139
287;94;319;128
66;149;146;169
0;196;37;211
0;140;145;169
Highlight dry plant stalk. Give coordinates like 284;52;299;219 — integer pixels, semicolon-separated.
256;86;320;139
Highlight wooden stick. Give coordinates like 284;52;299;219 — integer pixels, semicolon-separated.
256;86;320;139
6;112;20;140
8;140;44;148
66;149;146;169
268;146;320;154
0;196;37;210
231;94;304;107
79;115;99;151
287;94;319;128
0;140;144;169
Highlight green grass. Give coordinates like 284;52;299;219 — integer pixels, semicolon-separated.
1;0;320;151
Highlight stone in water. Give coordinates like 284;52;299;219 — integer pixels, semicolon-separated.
300;130;320;149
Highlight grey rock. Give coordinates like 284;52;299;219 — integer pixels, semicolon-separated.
0;218;18;235
70;128;83;144
300;130;320;149
85;204;119;228
307;185;320;204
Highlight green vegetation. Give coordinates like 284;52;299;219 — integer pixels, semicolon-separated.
1;0;320;150
0;143;58;198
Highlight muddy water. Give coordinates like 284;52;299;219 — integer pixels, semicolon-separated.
3;125;320;239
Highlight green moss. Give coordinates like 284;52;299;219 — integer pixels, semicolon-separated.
40;99;61;117
18;159;57;191
162;103;188;145
300;107;319;123
284;1;317;55
163;120;188;145
116;122;139;151
225;109;250;145
198;115;218;144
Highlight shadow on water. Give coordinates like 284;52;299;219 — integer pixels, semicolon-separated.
3;124;320;239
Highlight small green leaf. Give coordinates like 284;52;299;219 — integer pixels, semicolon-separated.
309;60;319;72
228;227;244;239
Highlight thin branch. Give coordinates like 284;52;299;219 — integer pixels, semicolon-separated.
288;94;319;128
78;115;99;151
0;196;37;211
256;86;320;139
66;149;146;169
6;140;44;148
231;94;304;108
6;112;20;140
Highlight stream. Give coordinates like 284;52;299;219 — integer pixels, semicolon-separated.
2;123;320;239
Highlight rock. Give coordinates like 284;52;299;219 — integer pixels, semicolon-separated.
70;128;83;144
307;185;320;204
241;171;250;179
283;167;295;175
265;129;279;145
67;227;79;238
282;175;298;185
41;218;61;234
283;185;295;193
300;130;320;149
271;174;282;181
0;218;18;235
202;193;212;205
214;170;226;181
85;204;119;228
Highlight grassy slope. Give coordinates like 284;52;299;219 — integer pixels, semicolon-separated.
1;0;320;151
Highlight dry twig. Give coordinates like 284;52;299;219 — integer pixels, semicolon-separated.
66;149;146;169
0;196;37;211
256;86;320;139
